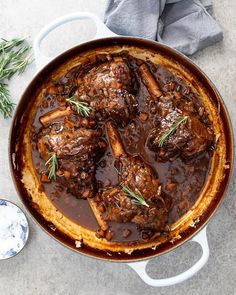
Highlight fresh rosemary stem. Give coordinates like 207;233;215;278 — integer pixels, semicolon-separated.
0;38;32;118
45;153;58;181
158;115;188;147
66;96;93;117
0;38;25;52
0;83;15;118
122;185;149;208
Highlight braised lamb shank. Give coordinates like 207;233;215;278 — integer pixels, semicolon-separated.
37;114;106;198
139;63;214;161
75;57;138;125
89;121;171;236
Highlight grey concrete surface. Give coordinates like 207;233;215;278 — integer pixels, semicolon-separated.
0;0;235;294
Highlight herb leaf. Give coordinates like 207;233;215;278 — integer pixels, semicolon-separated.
66;96;93;117
45;152;58;181
0;83;15;118
122;185;149;208
0;38;32;118
158;115;188;147
0;45;32;80
0;38;26;52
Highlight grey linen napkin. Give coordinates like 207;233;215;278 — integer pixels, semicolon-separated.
104;0;223;55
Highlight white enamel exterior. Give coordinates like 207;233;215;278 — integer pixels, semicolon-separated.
33;12;116;69
33;12;210;287
128;226;209;287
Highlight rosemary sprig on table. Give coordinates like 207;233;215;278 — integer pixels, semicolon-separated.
158;115;188;147
45;153;58;181
0;46;32;80
66;96;93;117
0;38;32;118
0;83;15;118
122;185;149;208
0;38;26;52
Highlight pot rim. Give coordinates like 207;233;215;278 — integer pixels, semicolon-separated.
9;36;234;262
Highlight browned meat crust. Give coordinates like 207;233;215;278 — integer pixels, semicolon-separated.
75;58;138;125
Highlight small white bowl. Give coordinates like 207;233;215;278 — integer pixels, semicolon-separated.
0;199;29;260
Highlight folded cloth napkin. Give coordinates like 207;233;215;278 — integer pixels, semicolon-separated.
104;0;223;55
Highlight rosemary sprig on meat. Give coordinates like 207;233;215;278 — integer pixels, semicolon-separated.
158;115;188;147
66;96;93;117
45;152;58;181
122;185;149;208
0;38;32;118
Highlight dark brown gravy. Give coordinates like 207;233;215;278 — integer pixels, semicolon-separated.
31;54;212;243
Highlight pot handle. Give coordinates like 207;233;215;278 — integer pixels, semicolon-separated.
33;12;116;69
127;226;209;287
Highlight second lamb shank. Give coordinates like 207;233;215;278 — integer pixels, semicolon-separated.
89;121;171;236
